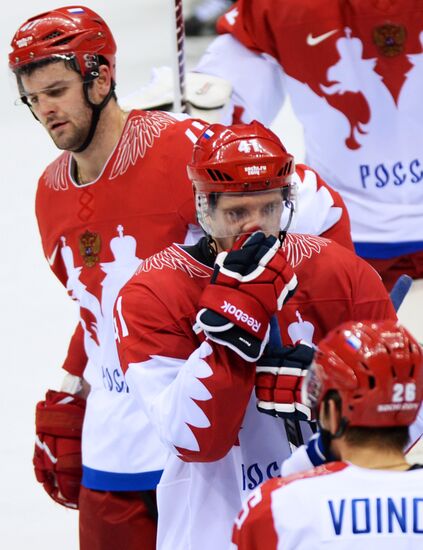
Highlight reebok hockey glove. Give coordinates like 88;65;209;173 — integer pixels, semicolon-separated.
33;390;86;509
255;342;315;420
197;231;298;362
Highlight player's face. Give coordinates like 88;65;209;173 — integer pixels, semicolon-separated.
19;62;93;151
210;189;283;251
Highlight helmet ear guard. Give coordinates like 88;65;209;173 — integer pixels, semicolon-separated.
302;320;423;428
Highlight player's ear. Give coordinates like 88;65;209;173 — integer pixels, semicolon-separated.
92;64;113;101
327;398;341;436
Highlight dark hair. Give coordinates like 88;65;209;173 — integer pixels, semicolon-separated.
15;56;71;94
207;188;287;211
15;55;117;100
344;425;409;451
322;390;409;452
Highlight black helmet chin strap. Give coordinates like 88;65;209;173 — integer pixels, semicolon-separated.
73;80;116;153
206;234;218;259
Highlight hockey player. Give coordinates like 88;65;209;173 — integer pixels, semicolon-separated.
8;5;209;550
8;7;358;548
115;121;396;550
195;0;423;293
231;319;423;549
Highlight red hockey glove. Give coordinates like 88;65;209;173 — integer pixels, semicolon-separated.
255;343;315;420
197;231;298;362
33;390;86;509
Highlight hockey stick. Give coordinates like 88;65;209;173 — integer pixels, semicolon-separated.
390;273;413;312
169;0;187;113
269;316;305;452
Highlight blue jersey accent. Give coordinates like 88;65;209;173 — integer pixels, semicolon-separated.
354;240;423;259
82;466;163;491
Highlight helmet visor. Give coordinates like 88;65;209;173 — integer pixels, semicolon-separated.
196;186;296;239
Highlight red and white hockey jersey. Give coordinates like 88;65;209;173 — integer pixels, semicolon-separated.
231;462;423;549
35;110;205;490
284;164;353;250
197;0;423;259
35;106;352;491
115;235;395;550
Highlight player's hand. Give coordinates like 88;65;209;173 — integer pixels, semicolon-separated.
255;342;315;419
196;231;298;362
33;390;86;509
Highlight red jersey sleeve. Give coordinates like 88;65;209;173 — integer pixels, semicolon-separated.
232;462;349;549
217;0;279;57
115;270;256;463
35;173;87;375
61;323;88;376
232;479;279;550
35;170;68;287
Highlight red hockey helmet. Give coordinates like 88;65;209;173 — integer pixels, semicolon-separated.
187;121;295;194
9;5;116;81
187;121;296;237
302;320;423;427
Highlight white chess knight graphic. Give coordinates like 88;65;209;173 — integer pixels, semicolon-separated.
287;310;316;345
285;24;423;244
288;26;423;151
320;27;423;148
60;226;142;391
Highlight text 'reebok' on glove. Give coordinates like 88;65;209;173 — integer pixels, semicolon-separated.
196;231;298;362
33;390;86;509
255;342;315;420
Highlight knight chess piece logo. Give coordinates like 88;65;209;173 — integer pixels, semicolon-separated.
79;230;101;267
373;23;407;57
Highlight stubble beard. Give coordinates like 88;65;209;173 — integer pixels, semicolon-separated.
50;122;90;152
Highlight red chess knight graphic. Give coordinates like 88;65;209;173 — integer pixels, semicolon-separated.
308;27;420;149
283;27;421;150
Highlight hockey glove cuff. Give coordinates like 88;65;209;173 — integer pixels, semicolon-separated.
256;342;315;420
33;390;86;509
